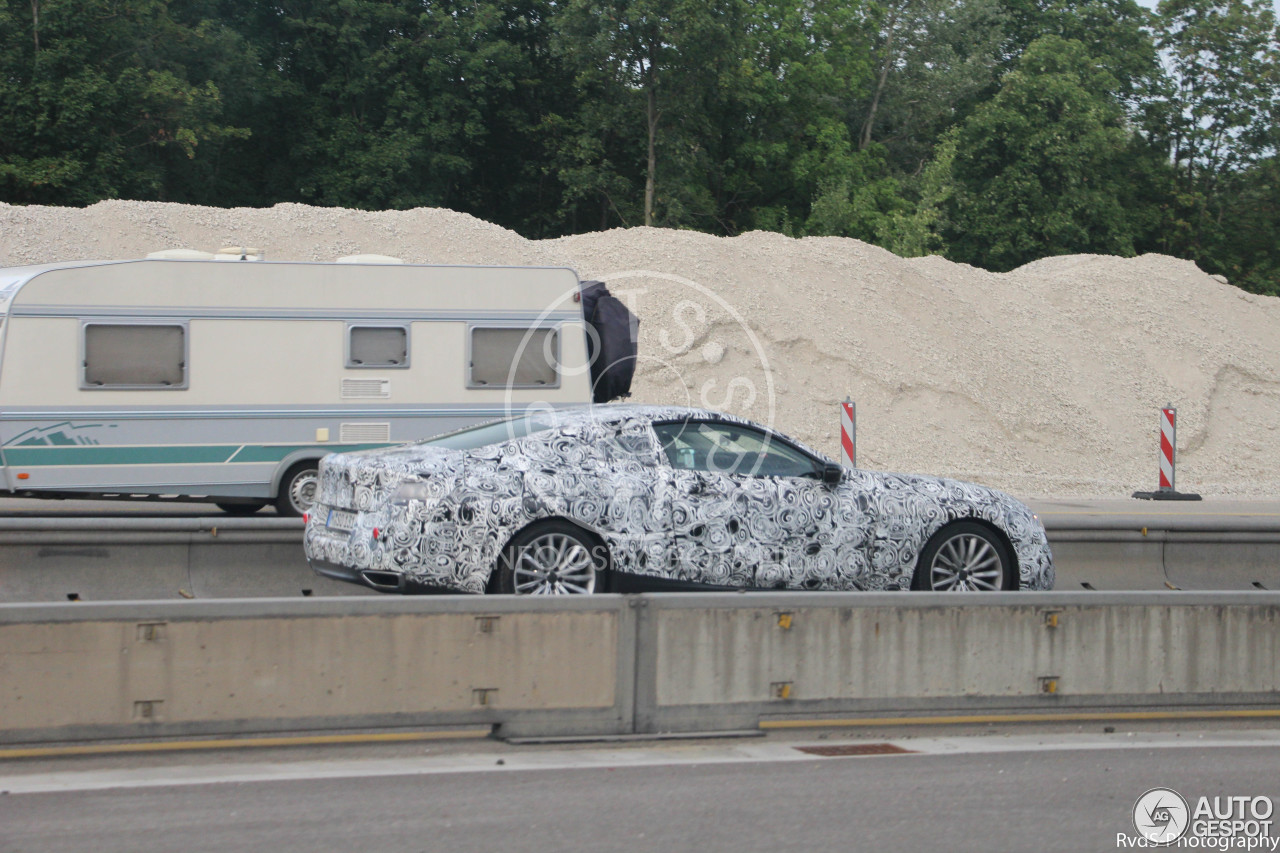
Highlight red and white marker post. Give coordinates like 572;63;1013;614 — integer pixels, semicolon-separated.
1133;404;1200;501
840;398;856;469
1158;405;1176;491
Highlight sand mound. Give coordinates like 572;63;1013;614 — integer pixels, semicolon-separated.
4;200;1278;498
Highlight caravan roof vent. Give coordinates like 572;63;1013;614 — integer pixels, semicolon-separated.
336;254;404;265
146;249;216;260
215;246;264;261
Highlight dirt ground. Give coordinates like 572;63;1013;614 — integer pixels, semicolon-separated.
4;200;1277;498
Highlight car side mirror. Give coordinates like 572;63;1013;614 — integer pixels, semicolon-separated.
821;462;843;485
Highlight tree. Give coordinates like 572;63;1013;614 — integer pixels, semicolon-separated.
554;0;734;227
856;0;1007;171
998;0;1160;100
0;0;246;204
943;35;1148;270
1140;0;1280;276
550;0;900;237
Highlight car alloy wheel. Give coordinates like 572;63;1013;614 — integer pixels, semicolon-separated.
496;521;608;595
512;532;598;594
914;521;1013;591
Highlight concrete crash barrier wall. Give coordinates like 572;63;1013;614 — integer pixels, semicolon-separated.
0;596;632;743
7;515;1280;601
0;517;376;601
1047;527;1280;591
0;592;1278;743
634;591;1280;733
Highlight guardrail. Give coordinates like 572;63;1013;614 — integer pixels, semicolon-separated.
2;592;1278;744
4;514;1280;600
1048;524;1280;591
0;516;373;601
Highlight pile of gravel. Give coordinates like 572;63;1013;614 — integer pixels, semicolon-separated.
4;200;1277;498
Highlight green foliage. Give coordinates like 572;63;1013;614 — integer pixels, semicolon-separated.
1147;0;1279;178
0;0;1275;294
997;0;1160;100
943;35;1148;270
885;130;958;257
855;0;1008;171
1196;157;1280;295
1137;0;1280;292
259;0;567;218
0;0;247;204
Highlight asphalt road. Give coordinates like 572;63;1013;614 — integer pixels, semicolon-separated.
2;730;1278;853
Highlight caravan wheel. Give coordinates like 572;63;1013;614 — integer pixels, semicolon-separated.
276;462;320;517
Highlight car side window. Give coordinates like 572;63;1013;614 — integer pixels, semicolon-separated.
652;421;820;479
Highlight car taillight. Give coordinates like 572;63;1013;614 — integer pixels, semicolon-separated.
372;527;380;540
303;512;310;524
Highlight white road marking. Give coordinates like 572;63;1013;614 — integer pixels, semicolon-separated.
3;731;1280;795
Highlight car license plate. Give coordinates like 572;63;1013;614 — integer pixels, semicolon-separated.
326;509;356;532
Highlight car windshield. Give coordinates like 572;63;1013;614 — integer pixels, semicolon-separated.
416;413;561;450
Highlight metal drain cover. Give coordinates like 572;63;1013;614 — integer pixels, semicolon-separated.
794;742;915;757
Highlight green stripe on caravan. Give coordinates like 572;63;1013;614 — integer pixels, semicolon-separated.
2;444;394;467
3;445;244;466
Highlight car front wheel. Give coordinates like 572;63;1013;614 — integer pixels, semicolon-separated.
495;522;608;595
912;521;1015;591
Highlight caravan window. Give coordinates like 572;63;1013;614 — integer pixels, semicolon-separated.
347;325;409;368
82;323;187;389
468;326;561;388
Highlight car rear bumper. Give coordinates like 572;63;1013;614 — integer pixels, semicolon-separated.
307;558;472;595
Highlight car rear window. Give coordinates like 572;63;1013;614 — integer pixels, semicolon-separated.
418;414;559;450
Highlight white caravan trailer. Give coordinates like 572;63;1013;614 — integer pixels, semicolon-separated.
0;256;621;514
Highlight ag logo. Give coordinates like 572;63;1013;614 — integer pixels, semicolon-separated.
1133;787;1190;844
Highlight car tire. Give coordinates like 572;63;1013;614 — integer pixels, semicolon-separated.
215;501;268;515
912;521;1015;591
494;521;609;595
275;462;320;517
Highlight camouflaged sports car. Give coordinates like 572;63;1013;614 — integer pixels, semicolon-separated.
304;405;1054;595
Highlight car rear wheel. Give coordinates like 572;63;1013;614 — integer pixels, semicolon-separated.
912;521;1014;591
275;462;320;517
495;522;607;595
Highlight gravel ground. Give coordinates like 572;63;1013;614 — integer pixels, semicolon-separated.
3;200;1278;499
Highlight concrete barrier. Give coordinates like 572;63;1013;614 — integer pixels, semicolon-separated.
1164;533;1280;590
1048;531;1169;590
0;596;633;743
5;513;1280;601
1045;526;1280;591
633;591;1280;733
0;517;375;601
1;592;1278;744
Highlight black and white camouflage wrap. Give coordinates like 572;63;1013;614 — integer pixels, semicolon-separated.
304;405;1054;594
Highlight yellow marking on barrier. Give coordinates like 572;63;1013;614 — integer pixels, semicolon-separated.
0;728;492;760
760;709;1280;729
